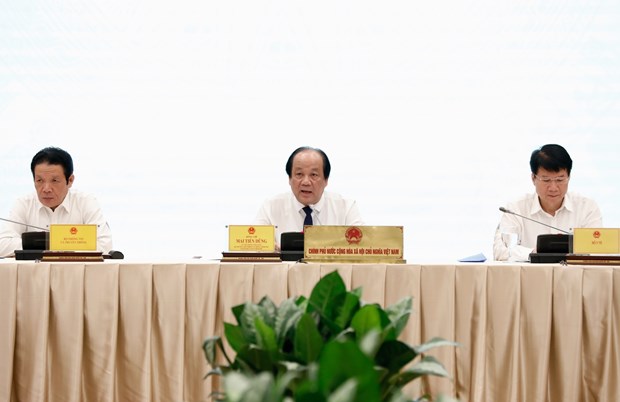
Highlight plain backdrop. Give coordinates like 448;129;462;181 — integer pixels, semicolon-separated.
1;0;619;262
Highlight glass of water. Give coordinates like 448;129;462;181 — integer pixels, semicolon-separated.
500;224;520;249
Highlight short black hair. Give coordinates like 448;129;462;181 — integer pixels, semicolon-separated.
31;147;74;183
285;146;331;179
529;144;573;176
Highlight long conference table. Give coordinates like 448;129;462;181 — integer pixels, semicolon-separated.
1;260;619;402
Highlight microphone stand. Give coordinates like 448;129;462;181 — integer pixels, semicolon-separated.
498;207;570;234
0;217;49;232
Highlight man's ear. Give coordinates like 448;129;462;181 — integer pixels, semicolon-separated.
68;174;75;187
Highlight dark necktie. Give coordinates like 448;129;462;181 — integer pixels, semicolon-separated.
303;206;313;226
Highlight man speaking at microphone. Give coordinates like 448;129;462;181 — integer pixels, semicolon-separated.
0;146;113;257
493;144;602;261
254;146;364;250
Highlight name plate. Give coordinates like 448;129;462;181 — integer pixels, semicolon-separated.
49;224;98;251
304;225;405;263
573;228;620;254
228;225;275;252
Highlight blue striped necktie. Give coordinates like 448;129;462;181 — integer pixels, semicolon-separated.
303;206;313;226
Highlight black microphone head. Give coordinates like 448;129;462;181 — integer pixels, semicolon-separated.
21;231;48;250
109;250;124;259
536;234;570;253
102;250;124;259
499;207;508;213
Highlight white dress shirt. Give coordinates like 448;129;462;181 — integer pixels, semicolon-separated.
493;192;602;261
254;191;364;247
0;190;113;256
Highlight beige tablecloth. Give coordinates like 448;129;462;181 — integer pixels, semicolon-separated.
0;261;618;402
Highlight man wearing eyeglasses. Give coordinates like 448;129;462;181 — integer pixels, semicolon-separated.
493;144;602;261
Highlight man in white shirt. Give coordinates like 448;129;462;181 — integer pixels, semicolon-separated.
255;146;364;249
0;147;113;257
493;144;602;261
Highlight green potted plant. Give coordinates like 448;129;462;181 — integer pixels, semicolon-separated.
203;270;457;402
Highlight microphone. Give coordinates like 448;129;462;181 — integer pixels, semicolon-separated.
0;217;49;232
103;250;125;259
498;207;570;234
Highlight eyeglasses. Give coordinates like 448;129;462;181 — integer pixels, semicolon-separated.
534;175;569;185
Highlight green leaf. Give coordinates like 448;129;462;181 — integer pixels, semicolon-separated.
275;298;304;348
413;337;459;354
295;295;308;306
274;369;303;399
295;379;326;402
317;311;344;341
223;371;253;401
358;329;382;358
389;370;423;389
224;322;248;354
308;271;347;318
202;336;222;365
232;356;253;373
292;362;321;400
350;287;363;298
332;328;355;343
239;302;268;344
318;340;381;402
277;360;304;373
258;296;277;327
224;372;278;402
385;390;410;402
375;340;416;373
409;355;451;378
327;378;358;402
391;355;451;388
232;303;246;325
294;313;324;363
235;345;275;372
333;292;361;330
205;366;223;379
255;317;278;354
350;305;390;340
296;391;326;402
384;297;412;339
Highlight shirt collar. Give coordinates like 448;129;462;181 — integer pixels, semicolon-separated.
313;193;326;213
293;192;325;214
531;192;572;216
561;192;575;212
37;191;72;213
